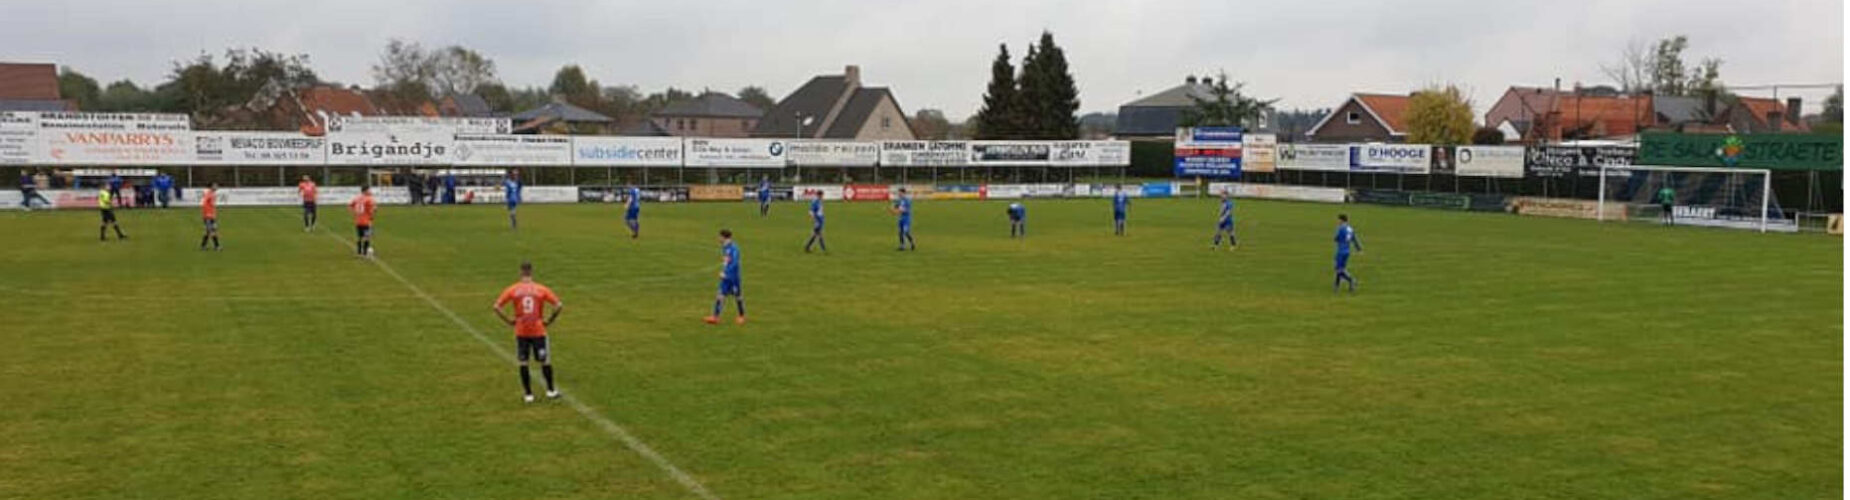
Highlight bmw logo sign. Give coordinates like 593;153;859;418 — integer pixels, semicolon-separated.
768;141;785;156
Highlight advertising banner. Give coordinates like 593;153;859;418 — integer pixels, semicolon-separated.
1455;146;1526;178
684;138;786;167
1092;141;1131;166
572;136;683;166
1278;144;1351;171
970;141;1053;166
35;112;191;131
793;184;846;201
452;134;572;165
193;132;326;165
1209;182;1347;203
1524;145;1635;177
930;184;982;200
1048;141;1098;166
1511;197;1618;220
689;184;745;201
1142;182;1175;198
458;186;579;204
1349;144;1431;173
787;140;879;166
326;132;452;165
41;129;193;165
1174;127;1243;178
985;184;1026;199
1175;126;1244;147
1638;132;1843;171
1173;147;1242;177
1429;146;1456;175
1242;134;1277;173
842;184;891;201
0;112;36;165
327;116;509;135
581;186;686;203
880;141;971;166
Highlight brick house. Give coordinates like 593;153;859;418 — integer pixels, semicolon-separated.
651;92;763;138
0;62;75;111
1305;93;1410;143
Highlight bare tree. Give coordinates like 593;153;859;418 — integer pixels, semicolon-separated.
1600;38;1652;94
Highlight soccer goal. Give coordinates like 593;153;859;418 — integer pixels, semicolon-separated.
1596;165;1794;233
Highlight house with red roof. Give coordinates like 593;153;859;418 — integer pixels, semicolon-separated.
1305;93;1410;143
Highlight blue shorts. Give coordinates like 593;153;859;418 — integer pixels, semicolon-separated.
718;278;741;296
1335;253;1351;271
899;220;912;233
1219;219;1233;230
625;209;639;221
1114;211;1125;220
813;217;825;231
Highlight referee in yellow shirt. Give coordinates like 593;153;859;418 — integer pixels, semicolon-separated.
98;187;127;241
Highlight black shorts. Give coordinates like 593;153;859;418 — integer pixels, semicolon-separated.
516;336;550;363
356;225;372;239
203;218;217;231
1661;203;1673;213
100;210;116;223
304;202;317;213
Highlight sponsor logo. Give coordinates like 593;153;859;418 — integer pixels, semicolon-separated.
329;137;447;159
577;145;681;161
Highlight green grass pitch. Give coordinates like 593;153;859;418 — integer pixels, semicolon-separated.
0;197;1840;499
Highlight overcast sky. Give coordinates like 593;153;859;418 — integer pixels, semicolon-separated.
4;0;1843;119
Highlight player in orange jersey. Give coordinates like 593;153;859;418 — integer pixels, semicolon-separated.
493;261;565;403
348;185;376;256
199;183;221;251
297;175;318;232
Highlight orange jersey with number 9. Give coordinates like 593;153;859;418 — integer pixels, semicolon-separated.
495;282;560;338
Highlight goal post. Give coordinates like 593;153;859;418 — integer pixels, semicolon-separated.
1597;165;1789;233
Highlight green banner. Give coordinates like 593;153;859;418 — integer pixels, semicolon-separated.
1638;132;1842;171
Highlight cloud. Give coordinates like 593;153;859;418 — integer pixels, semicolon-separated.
3;0;1840;119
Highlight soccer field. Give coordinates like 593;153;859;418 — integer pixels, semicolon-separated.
0;197;1840;499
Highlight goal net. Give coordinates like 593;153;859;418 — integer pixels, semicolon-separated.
1596;165;1794;233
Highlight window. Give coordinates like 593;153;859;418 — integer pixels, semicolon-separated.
1346;112;1361;124
742;120;750;129
881;116;891;129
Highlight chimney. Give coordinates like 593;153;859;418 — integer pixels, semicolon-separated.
1186;75;1197;85
844;65;861;87
1787;97;1803;125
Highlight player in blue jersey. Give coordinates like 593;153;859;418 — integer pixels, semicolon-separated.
704;229;746;325
890;188;916;251
1007;202;1026;238
1334;214;1363;292
623;186;642;239
503;169;523;230
1111;189;1130;236
804;190;827;253
1210;191;1237;250
757;176;772;216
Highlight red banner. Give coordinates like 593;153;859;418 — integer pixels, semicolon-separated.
842;184;891;202
1174;147;1242;158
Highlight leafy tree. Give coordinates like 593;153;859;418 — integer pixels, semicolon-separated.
57;69;101;110
973;43;1022;139
1824;85;1843;123
95;79;175;112
548;65;600;105
475;82;513;113
167;48;317;126
736;86;776;112
1017;31;1080;139
1405;84;1475;145
1179;71;1275;129
371;39;499;103
911;109;953;139
1600;39;1652;94
1649;36;1690;96
1471;126;1506;145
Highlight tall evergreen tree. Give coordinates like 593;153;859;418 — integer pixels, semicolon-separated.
1019;31;1080;139
974;44;1021;139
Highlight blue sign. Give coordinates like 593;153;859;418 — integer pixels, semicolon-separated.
1181;127;1244;145
1173;156;1241;178
1142;182;1174;198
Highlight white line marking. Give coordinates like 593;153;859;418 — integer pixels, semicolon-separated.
315;228;721;500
